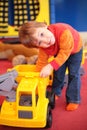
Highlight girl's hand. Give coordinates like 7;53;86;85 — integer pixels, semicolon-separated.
40;64;53;77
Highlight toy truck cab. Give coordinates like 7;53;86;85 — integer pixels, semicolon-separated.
0;65;54;128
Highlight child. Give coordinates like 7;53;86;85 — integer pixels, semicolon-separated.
19;21;83;111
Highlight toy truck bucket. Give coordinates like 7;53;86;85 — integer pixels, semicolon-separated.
13;64;52;86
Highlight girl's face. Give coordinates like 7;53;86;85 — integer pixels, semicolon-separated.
32;27;55;48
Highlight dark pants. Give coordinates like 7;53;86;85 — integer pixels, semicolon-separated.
52;48;83;103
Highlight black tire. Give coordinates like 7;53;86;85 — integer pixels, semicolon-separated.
46;90;55;109
46;105;52;128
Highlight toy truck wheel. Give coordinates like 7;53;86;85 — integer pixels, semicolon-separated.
46;91;55;109
46;105;52;128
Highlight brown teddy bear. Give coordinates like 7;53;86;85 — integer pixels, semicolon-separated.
0;41;38;66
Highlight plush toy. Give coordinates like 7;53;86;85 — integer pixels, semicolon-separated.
0;41;39;66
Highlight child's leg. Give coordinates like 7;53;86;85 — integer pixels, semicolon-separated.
52;64;66;97
66;48;83;111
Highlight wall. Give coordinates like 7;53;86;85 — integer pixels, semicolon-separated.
50;0;87;53
54;0;87;31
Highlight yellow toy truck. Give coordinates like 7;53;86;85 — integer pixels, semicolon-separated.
0;65;55;128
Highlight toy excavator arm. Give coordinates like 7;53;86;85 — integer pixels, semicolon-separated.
0;70;18;101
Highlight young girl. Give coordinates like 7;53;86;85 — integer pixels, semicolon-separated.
19;21;83;111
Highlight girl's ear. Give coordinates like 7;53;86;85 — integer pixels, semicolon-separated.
42;25;48;29
45;25;48;28
43;25;48;28
43;21;48;28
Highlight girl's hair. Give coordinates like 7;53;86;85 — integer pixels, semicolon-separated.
19;21;47;47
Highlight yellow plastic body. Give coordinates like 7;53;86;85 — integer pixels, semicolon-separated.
81;49;87;65
0;65;50;128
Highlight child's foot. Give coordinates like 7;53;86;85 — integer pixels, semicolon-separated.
66;103;79;111
55;95;59;100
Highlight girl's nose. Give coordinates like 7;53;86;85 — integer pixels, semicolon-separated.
42;37;48;42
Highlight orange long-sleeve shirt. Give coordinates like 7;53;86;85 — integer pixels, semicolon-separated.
36;23;82;71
